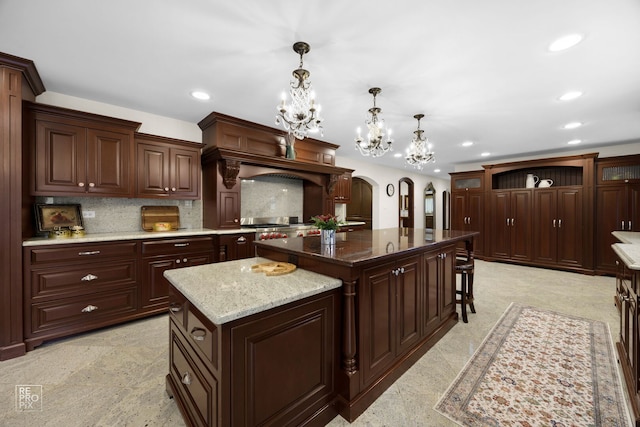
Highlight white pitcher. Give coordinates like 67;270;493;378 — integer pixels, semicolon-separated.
538;179;554;188
525;174;539;188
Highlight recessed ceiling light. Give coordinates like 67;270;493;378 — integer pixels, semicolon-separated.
393;153;402;158
190;91;210;100
563;122;583;129
567;139;582;145
548;34;584;52
559;91;583;101
434;169;441;173
462;141;474;147
481;152;491;157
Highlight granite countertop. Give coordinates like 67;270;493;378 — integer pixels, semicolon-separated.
612;231;640;271
164;257;342;324
22;227;255;246
254;228;478;267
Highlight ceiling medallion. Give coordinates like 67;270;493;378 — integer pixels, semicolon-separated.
275;41;323;140
405;114;435;170
355;87;393;157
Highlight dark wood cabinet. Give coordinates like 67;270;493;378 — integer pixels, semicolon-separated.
166;284;340;427
23;241;140;350
450;171;484;257
217;233;255;262
334;171;352;202
533;188;583;268
595;155;640;274
26;102;140;197
422;244;456;337
360;255;421;384
135;133;201;199
140;236;216;312
490;189;532;261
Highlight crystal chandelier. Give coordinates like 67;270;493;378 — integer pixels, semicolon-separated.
355;87;393;157
405;114;435;170
275;42;323;140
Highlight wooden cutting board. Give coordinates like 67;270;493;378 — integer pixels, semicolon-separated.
251;262;297;276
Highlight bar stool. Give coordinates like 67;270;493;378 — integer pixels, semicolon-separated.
455;241;476;323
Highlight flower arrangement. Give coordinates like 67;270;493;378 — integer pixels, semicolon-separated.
310;214;340;231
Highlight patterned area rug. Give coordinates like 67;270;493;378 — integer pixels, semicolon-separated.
435;304;631;426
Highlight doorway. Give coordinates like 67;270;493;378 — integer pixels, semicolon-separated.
399;178;414;228
346;177;373;229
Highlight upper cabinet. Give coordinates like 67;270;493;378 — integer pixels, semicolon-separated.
26;102;141;197
135;133;201;200
334;171;352;203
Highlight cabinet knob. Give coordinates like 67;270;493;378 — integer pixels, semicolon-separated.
81;305;98;313
176;259;181;263
171;187;176;192
181;372;192;385
88;182;95;188
164;187;169;192
183;258;187;262
234;218;239;223
81;273;98;282
169;302;182;313
190;327;206;341
78;182;85;187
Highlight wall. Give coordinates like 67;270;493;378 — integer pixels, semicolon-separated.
334;156;450;230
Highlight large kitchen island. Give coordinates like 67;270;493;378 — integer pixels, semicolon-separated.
165;228;477;426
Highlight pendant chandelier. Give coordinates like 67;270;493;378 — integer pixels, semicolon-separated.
355;87;393;157
405;114;435;169
275;41;323;140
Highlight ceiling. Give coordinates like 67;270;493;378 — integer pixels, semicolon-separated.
1;0;640;175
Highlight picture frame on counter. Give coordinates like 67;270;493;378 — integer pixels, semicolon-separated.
34;203;84;233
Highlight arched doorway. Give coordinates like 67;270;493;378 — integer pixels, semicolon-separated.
346;177;373;229
399;177;414;228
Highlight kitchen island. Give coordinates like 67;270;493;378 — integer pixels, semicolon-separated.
255;227;478;421
164;257;343;427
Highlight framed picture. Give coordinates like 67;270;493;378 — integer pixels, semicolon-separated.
34;204;84;233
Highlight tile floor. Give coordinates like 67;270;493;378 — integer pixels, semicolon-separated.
0;260;624;426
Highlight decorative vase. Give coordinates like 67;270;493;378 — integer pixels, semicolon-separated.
320;229;336;246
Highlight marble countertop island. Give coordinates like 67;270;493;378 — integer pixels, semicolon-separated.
163;256;342;324
612;231;640;270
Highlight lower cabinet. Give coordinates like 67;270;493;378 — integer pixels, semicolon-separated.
166;285;340;427
422;244;456;336
490;190;533;262
140;236;216;313
615;254;640;425
23;235;217;351
23;241;140;350
217;233;255;262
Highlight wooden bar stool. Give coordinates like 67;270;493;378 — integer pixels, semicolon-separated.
455;240;475;323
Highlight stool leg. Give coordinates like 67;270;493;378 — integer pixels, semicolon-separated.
460;272;468;323
468;270;476;313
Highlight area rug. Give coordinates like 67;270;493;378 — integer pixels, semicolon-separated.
434;304;631;426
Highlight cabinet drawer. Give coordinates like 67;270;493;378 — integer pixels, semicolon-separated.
187;303;218;369
30;260;137;300
28;242;138;265
169;322;216;427
29;287;137;335
141;237;214;257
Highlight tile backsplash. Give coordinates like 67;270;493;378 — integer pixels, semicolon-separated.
241;176;303;221
34;196;202;234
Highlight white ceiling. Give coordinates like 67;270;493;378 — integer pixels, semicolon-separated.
2;0;640;175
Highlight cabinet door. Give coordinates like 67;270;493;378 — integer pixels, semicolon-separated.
137;142;170;197
467;193;484;257
219;234;255;262
334;172;352;202
171;147;200;199
396;256;420;355
142;257;176;310
533;189;557;264
86;128;133;196
440;246;456;317
595;186;626;272
361;261;396;384
490;191;511;259
422;251;441;336
631;185;640;231
556;188;583;267
450;193;467;232
510;190;532;262
218;191;240;228
34;119;87;194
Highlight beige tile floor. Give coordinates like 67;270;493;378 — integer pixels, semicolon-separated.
0;260;624;426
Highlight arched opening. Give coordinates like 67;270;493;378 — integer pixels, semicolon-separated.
347;177;373;229
399;177;414;228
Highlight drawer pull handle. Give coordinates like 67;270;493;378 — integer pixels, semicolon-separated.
81;274;98;282
79;250;101;256
174;243;189;247
190;327;206;341
181;372;191;385
237;236;247;243
81;305;98;313
169;303;182;313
